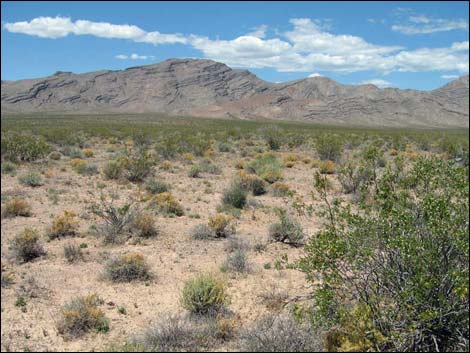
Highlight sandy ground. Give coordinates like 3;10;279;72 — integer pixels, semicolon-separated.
1;142;337;352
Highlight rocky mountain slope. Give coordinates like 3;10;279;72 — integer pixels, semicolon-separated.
2;58;468;127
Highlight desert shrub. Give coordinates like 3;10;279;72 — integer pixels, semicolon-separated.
10;228;45;263
70;158;87;173
337;162;374;194
299;157;469;352
89;195;139;244
48;210;79;239
49;151;62;160
145;178;169;194
271;182;290;197
234;160;245;169
189;224;214;240
2;198;31;218
105;253;151;282
182;152;195;162
319;160;336;174
103;160;123;180
18;172;43;187
64;243;84;263
123;151;155;182
246;153;283;183
156;133;180;159
240;314;320;352
1;161;17;175
188;164;203;178
221;181;247;209
132;212;158;238
261;126;283;151
1;132;50;162
208;214;234;238
221;249;249;273
153;192;184;216
181;273;229;315
83;148;94;158
200;160;222;175
57;294;109;338
216;142;231;152
315;134;343;161
237;171;266;196
268;209;304;246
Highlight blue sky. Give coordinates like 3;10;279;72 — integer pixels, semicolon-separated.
1;1;468;90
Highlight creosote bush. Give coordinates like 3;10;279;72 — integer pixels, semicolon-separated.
1;132;50;162
221;181;247;209
57;294;109;338
181;273;229;315
10;228;46;263
145;178;169;195
2;198;32;218
105;253;152;282
48;211;79;239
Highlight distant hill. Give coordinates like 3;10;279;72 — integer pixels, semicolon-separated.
2;58;468;128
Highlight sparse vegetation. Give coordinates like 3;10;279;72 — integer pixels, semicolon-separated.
222;181;247;209
181;273;229;315
2;198;31;218
10;228;45;263
18;172;44;187
105;253;152;282
63;243;85;263
268;209;304;246
48;210;79;239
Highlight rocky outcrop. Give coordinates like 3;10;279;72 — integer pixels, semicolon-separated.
1;58;468;128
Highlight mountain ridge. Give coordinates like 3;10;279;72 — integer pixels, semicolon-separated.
2;58;469;128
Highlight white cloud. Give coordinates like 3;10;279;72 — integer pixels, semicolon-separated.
441;74;459;79
308;73;323;77
4;16;470;75
392;16;468;34
359;79;393;88
115;53;155;60
4;16;187;45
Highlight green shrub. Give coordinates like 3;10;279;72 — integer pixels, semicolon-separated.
246;153;283;183
57;294;109;338
103;160;123;180
18;172;44;187
299;157;469;352
152;192;184;216
188;164;203;178
1;132;50;162
10;228;45;263
315;134;343;161
145;178;169;194
105;253;151;282
1;161;16;175
49;151;62;160
268;209;304;246
124;151;155;182
221;181;247;209
181;273;229;315
48;211;79;239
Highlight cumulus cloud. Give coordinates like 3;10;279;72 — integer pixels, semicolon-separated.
4;16;187;44
4;16;470;75
308;73;323;77
392;15;468;35
359;79;393;88
115;53;155;60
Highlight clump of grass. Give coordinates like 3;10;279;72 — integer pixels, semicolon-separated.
10;228;46;263
189;224;214;240
208;214;235;238
70;158;88;173
152;192;184;217
271;182;290;197
132;212;158;238
221;249;249;273
188;164;203;178
181;273;229;315
48;211;79;239
1;161;17;175
105;253;152;282
83;149;94;158
240;314;320;352
246;153;283;183
57;294;109;338
145;178;169;194
64;243;85;263
319;160;336;174
18;172;44;187
268;209;305;246
48;151;62;160
221;181;247;209
2;198;31;218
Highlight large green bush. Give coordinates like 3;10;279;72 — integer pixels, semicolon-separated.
1;132;50;162
299;157;469;352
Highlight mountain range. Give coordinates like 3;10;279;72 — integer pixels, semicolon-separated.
1;58;468;128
